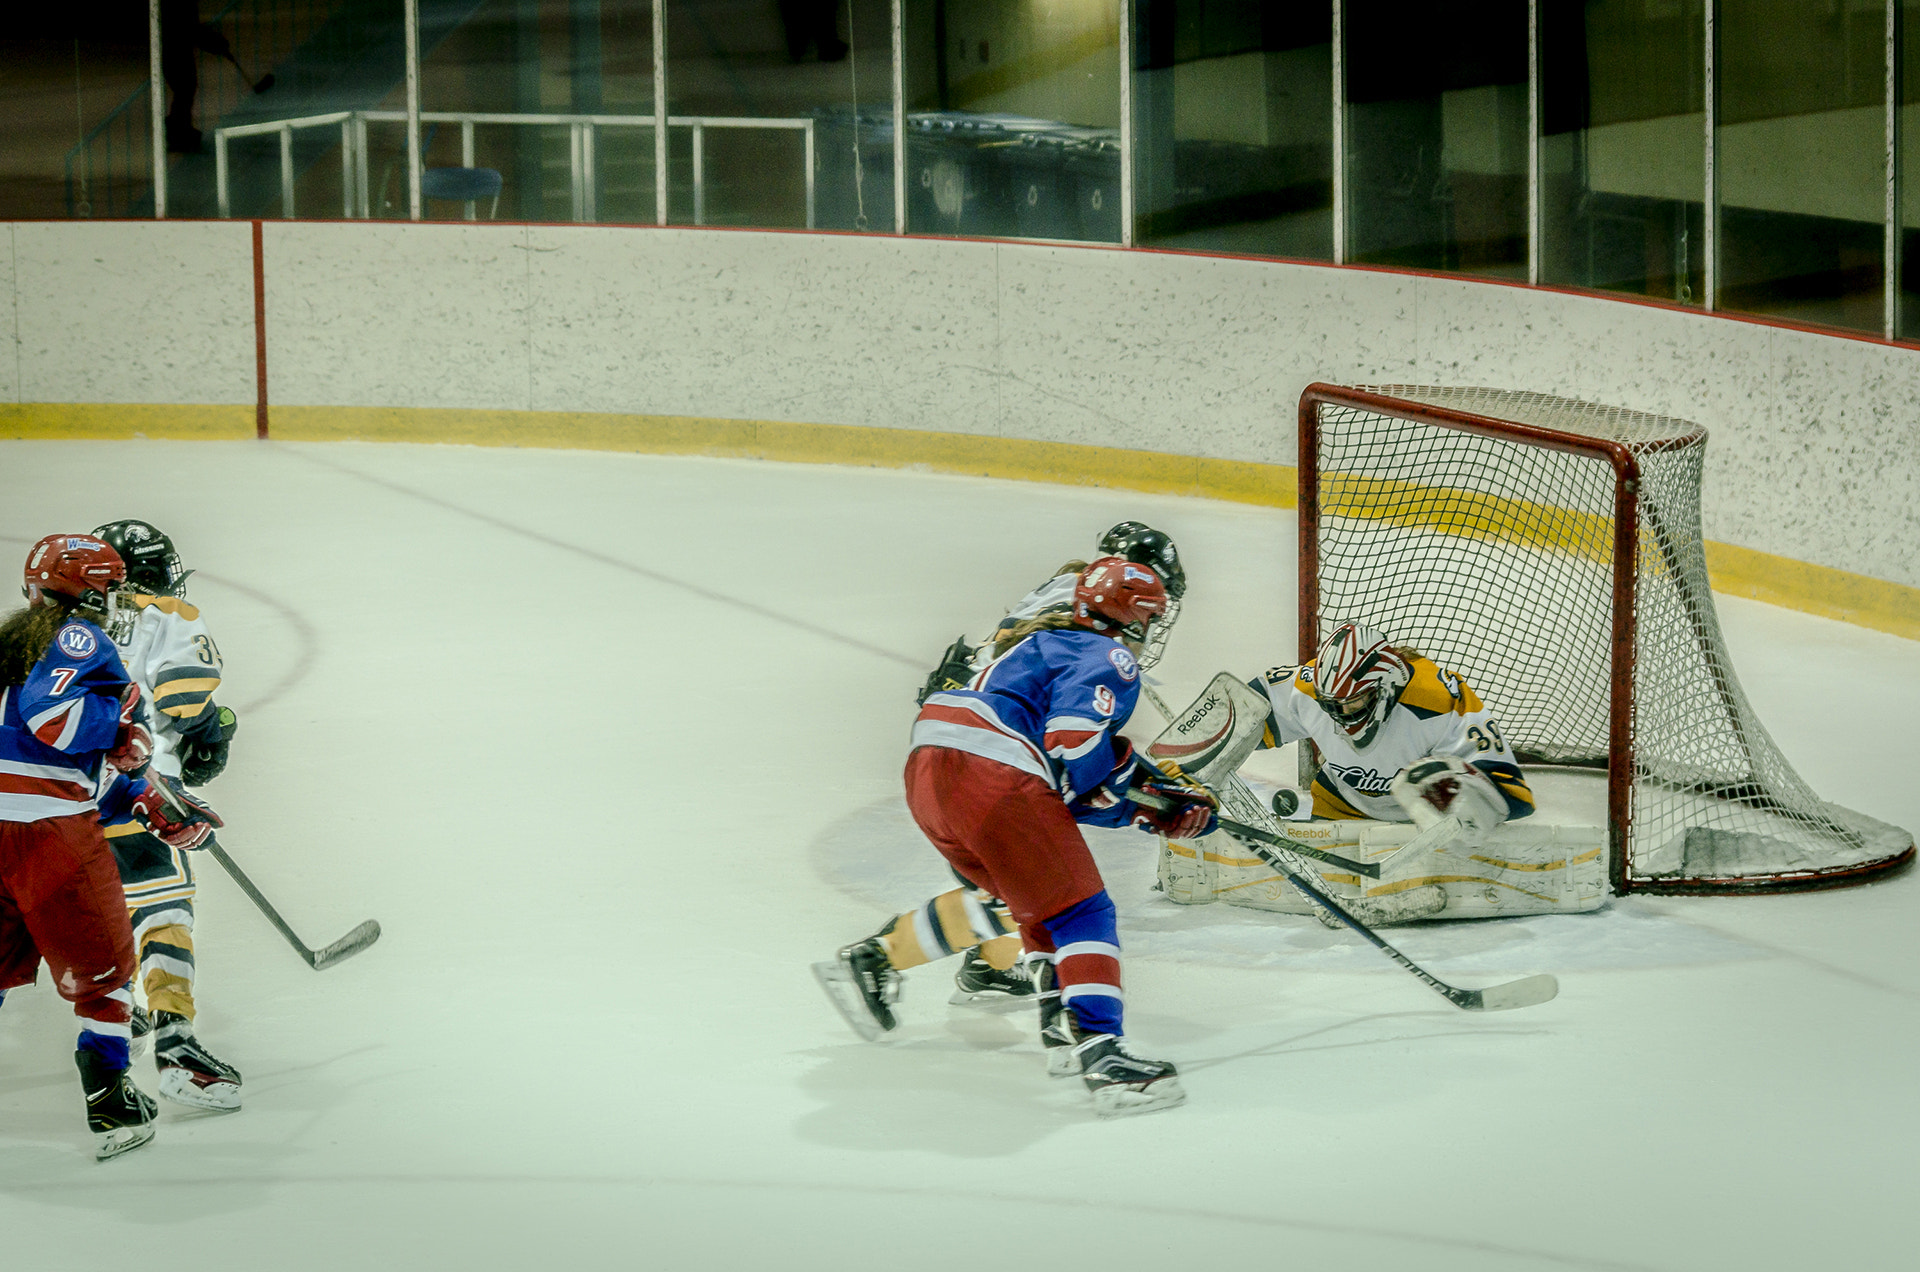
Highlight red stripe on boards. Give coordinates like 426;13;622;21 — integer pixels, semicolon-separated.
252;219;268;439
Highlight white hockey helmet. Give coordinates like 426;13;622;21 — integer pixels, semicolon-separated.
1311;621;1412;749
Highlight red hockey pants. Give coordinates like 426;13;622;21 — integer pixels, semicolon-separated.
902;746;1106;957
0;813;136;1029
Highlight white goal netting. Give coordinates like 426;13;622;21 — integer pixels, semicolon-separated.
1304;384;1912;893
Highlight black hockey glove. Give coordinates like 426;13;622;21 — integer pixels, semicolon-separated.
915;635;978;706
178;703;238;787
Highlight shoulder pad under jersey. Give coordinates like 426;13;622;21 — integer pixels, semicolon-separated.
1398;657;1483;717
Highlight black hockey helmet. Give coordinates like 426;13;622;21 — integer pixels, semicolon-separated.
1096;522;1186;600
92;520;189;596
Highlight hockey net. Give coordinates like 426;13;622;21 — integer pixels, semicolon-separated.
1299;383;1914;894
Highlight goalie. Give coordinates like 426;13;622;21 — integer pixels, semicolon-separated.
1159;622;1605;922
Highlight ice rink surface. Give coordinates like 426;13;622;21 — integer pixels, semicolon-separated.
1;439;1916;1272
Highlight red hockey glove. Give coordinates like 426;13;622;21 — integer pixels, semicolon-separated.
105;684;152;777
1127;764;1219;840
130;775;223;851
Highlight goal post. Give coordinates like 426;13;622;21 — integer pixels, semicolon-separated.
1297;382;1914;895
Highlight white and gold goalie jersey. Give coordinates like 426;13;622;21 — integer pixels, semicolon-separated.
1250;656;1534;823
111;593;223;781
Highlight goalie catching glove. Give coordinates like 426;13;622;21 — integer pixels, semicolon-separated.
129;773;223;851
1127;763;1219;840
1390;755;1509;838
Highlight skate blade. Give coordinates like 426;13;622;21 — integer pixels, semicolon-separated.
1090;1076;1187;1118
947;986;1037;1008
1044;1047;1082;1079
158;1067;241;1111
810;960;888;1042
95;1122;156;1160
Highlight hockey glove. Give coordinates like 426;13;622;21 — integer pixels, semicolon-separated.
129;774;223;851
915;636;978;706
1127;763;1219;840
179;703;238;786
105;684;152;778
1390;755;1510;837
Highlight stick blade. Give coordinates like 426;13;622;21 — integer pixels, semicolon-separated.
309;920;381;970
1461;973;1558;1012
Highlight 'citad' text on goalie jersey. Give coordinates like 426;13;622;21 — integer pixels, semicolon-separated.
110;593;222;781
913;627;1143;829
0;617;136;822
1252;657;1534;823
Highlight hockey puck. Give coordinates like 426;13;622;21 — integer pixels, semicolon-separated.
1271;788;1301;818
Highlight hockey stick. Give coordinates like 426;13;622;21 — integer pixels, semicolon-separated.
1215;822;1557;1012
1215;816;1380;879
1138;682;1555;1009
150;777;380;970
203;840;381;971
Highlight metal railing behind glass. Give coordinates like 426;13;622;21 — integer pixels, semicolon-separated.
215;110;816;226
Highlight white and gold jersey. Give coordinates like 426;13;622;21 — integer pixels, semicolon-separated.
1251;656;1533;822
111;594;223;781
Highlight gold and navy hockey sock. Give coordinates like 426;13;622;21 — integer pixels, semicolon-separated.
874;887;1020;971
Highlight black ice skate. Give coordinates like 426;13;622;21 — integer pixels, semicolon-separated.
153;1012;242;1111
812;937;901;1041
1069;1031;1186;1118
949;947;1038;1005
75;1048;157;1160
129;1003;152;1058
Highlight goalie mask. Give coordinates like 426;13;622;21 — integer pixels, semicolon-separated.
1311;621;1412;750
93;520;190;597
1073;556;1169;647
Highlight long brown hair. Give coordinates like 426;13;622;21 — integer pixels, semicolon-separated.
990;611;1079;659
0;601;72;689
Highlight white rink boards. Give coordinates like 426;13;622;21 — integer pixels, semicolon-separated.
0;438;1916;1272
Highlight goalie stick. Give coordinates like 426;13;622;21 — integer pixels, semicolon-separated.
150;777;381;970
1138;683;1555;1012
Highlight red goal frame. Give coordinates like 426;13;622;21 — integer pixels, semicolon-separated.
1297;382;1915;895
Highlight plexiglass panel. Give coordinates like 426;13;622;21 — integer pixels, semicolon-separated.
667;0;894;231
410;1;655;224
1900;2;1920;337
1716;0;1884;331
1540;0;1705;304
1344;0;1528;276
901;0;1122;241
1132;1;1332;259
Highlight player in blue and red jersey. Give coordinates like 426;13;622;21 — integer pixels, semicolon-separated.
0;534;220;1159
816;557;1217;1117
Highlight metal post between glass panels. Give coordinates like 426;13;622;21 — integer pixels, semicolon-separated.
342;121;354;218
149;0;166;219
1703;0;1717;312
804;120;816;230
1118;0;1133;247
652;0;667;225
1886;0;1900;340
891;0;905;234
280;126;295;217
1527;0;1540;286
405;0;422;221
583;123;597;222
1331;0;1345;265
462;119;477;221
216;133;231;219
693;122;705;225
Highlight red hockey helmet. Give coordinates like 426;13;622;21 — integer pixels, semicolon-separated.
1073;556;1169;644
23;533;126;611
